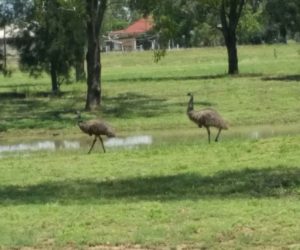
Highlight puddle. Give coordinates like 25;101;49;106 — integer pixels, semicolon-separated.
0;135;152;155
227;124;300;140
0;140;80;154
105;135;152;148
0;124;299;156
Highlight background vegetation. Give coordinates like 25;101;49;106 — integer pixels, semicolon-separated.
2;0;300;107
1;44;300;134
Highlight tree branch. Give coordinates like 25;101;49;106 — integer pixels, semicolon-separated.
236;0;245;20
220;0;228;33
95;0;107;34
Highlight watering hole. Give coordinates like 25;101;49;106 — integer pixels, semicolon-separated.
0;124;299;155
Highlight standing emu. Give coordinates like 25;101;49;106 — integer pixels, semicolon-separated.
76;111;115;153
187;93;228;143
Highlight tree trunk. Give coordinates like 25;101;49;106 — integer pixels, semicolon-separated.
85;0;107;111
50;61;59;93
220;0;245;75
86;39;101;109
225;30;239;74
3;25;7;72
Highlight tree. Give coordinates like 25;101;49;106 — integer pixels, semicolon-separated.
130;0;247;75
13;0;118;109
15;0;86;92
85;0;108;110
220;0;245;74
62;0;86;82
264;0;300;43
85;0;141;110
0;0;11;73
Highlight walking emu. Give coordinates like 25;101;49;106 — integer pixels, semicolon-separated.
76;111;115;153
187;93;228;143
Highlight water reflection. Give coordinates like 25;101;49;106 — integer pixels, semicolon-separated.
0;140;80;154
233;125;297;140
0;124;299;156
0;135;153;155
105;135;152;148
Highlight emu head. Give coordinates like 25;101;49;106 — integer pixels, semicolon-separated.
75;111;82;122
187;92;194;112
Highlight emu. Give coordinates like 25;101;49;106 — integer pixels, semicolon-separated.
76;111;115;153
187;93;228;143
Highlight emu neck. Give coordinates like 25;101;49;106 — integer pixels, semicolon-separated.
77;120;88;134
187;96;194;113
77;116;83;126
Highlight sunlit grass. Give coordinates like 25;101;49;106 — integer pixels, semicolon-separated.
0;136;300;248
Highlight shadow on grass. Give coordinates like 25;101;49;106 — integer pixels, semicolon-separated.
0;92;80;130
262;74;300;82
0;91;67;100
0;91;171;129
108;73;263;83
0;92;26;99
0;83;47;89
102;92;215;119
1;166;299;205
102;92;169;118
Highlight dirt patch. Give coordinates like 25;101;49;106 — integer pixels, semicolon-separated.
88;245;154;250
13;245;196;250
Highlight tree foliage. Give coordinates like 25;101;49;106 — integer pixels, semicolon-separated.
15;0;86;92
0;0;33;26
264;0;300;43
237;3;264;44
102;0;135;33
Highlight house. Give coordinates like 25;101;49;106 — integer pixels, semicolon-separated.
0;24;20;70
106;17;156;52
0;24;21;56
0;24;34;70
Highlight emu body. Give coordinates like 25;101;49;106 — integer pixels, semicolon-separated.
187;93;228;143
77;112;115;153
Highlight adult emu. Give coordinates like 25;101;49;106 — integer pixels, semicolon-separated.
186;93;228;143
76;111;115;153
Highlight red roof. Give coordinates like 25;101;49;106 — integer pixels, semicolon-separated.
112;17;153;35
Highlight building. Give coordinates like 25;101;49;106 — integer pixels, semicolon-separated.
0;24;21;56
106;17;156;52
0;25;20;70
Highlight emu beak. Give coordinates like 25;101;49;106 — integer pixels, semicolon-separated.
75;111;81;119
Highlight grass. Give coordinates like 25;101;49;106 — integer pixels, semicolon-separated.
0;44;300;137
1;137;300;249
0;43;300;249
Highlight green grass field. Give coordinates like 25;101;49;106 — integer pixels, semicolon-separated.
0;44;300;249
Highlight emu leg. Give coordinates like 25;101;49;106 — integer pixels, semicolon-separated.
205;126;211;143
88;136;97;154
215;128;222;142
98;136;106;153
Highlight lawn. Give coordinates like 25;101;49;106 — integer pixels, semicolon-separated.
0;43;300;249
